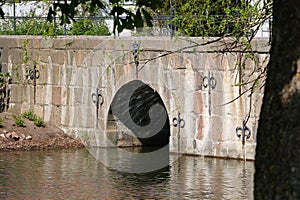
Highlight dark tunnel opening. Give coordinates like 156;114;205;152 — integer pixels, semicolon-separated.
106;80;170;147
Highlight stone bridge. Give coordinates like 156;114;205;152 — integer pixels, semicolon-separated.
0;36;269;160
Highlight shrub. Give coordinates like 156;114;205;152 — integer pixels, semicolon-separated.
13;115;25;127
34;117;45;127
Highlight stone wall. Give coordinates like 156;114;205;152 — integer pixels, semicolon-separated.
0;36;269;160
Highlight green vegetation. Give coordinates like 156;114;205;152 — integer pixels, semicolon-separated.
0;17;110;36
157;0;270;37
22;110;46;127
0;0;161;35
0;5;110;36
13;114;25;127
34;117;45;127
69;19;110;36
22;110;37;121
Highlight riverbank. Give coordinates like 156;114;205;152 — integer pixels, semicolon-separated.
0;112;84;151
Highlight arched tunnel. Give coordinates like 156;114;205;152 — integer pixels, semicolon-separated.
106;80;170;147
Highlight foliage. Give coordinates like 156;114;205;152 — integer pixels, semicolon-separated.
155;0;272;37
0;10;110;36
68;19;110;35
22;110;37;121
0;0;162;35
34;117;45;127
13;114;25;127
22;110;45;127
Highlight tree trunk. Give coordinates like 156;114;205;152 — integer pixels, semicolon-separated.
254;1;300;199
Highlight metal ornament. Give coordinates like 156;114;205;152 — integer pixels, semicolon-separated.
202;71;217;115
236;120;251;146
92;88;104;128
28;65;40;104
132;41;139;67
132;41;139;78
173;112;185;153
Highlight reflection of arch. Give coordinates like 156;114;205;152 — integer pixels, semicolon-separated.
106;80;170;147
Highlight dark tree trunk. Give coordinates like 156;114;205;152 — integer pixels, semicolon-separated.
254;1;300;199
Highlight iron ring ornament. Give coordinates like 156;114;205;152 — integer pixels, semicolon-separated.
28;65;40;104
202;72;217;90
92;88;104;128
173;112;185;129
132;41;139;67
202;71;217;115
236;120;251;145
28;65;40;81
173;112;185;153
92;88;104;107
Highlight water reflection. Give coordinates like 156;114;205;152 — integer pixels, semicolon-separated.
0;148;253;199
87;145;170;173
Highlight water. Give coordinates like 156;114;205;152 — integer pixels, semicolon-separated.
0;148;254;199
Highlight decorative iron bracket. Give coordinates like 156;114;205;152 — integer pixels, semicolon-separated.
236;120;251;146
132;41;139;67
132;41;139;78
173;112;185;153
92;88;104;128
202;71;217;115
28;65;40;104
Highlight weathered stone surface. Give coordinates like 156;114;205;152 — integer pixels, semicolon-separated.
52;87;62;106
1;36;268;160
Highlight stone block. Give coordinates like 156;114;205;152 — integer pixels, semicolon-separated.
52;87;62;106
60;105;70;126
40;38;53;49
7;49;23;65
83;37;105;50
35;85;45;105
52;66;61;85
190;53;208;70
8;103;22;114
196;115;204;140
38;50;51;64
52;50;66;66
50;105;61;125
211;91;225;116
33;105;44;119
74;87;83;105
10;84;24;103
209;116;224;141
22;85;33;104
193;91;203;114
74;50;89;67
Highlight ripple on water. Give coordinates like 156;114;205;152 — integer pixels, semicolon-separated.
0;148;254;199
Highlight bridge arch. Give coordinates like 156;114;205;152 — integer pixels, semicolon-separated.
106;80;170;147
83;39;191;150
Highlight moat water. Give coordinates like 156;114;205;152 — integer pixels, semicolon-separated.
0;148;254;199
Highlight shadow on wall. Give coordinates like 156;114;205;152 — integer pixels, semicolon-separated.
107;80;170;147
0;51;11;112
